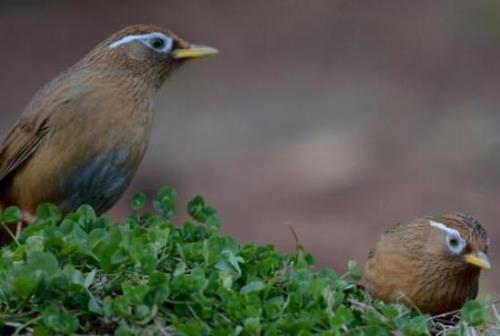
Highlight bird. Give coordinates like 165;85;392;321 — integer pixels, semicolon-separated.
364;213;491;316
0;24;217;239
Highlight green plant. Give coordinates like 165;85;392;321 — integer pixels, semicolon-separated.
0;187;496;335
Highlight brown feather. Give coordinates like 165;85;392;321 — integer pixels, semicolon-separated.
365;214;489;315
0;24;214;229
0;117;50;181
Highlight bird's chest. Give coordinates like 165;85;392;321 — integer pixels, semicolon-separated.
56;146;141;213
48;104;153;210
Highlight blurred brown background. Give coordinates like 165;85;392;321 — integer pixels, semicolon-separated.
1;0;500;295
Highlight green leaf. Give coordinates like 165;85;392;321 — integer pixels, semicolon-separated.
12;266;40;299
131;192;147;210
187;196;221;232
88;296;103;315
103;296;113;317
28;251;59;274
240;281;265;295
461;300;487;326
36;203;62;223
76;205;97;227
331;306;354;328
173;262;187;277
187;196;205;220
215;250;243;276
114;323;136;336
1;206;21;224
244;317;261;334
24;235;45;254
347;260;363;281
41;304;79;334
92;226;123;271
84;269;97;288
154;187;176;219
402;315;429;336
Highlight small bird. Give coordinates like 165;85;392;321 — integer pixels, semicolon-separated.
0;24;217;237
365;213;491;316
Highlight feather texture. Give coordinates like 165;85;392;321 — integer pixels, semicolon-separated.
0;24;215;226
365;214;489;315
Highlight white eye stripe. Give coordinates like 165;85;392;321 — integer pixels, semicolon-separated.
429;221;461;237
109;32;173;53
430;220;465;254
109;35;145;48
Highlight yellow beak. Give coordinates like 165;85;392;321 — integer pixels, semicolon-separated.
171;44;218;60
464;251;491;269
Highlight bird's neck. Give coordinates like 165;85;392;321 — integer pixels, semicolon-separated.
80;52;168;92
68;63;158;108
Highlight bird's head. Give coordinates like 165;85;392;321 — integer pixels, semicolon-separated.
424;214;491;272
84;24;217;88
367;213;491;315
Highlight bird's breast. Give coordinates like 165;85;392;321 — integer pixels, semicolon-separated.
56;145;142;214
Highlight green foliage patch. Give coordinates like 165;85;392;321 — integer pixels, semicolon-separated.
0;187;495;335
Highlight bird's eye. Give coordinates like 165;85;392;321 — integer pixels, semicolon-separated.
449;237;459;247
150;37;166;50
446;233;465;254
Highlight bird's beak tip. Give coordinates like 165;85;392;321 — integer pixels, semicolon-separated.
464;251;491;270
171;44;218;60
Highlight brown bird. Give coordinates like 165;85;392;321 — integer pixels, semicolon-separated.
0;24;217;236
365;213;491;316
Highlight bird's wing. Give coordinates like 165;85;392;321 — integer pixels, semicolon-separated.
0;116;51;182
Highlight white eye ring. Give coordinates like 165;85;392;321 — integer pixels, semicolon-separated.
429;220;466;255
109;32;174;54
146;34;173;53
446;232;466;254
